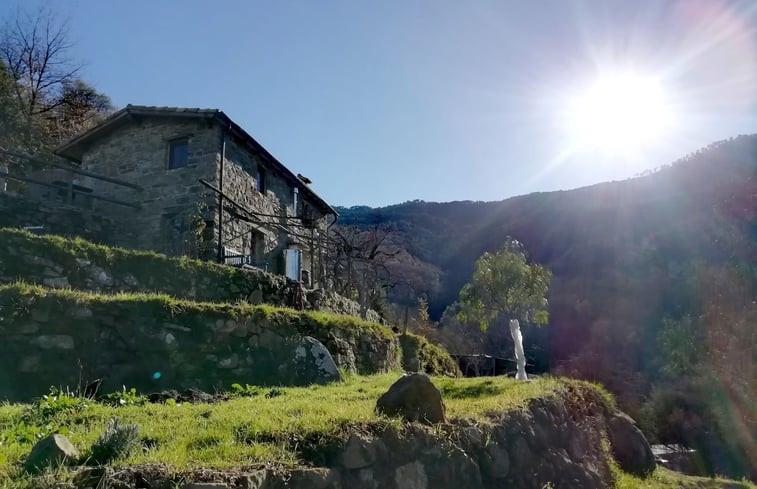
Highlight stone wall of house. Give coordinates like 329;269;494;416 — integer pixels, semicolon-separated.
79;117;220;255
219;134;328;284
0;284;399;402
217;151;285;273
0;192;120;245
65;116;329;284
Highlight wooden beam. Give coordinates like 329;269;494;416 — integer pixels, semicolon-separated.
0;171;141;209
0;149;144;191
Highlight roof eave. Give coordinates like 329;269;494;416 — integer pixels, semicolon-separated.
219;112;339;217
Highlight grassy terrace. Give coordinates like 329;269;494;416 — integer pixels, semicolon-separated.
0;281;394;340
0;374;562;476
0;374;753;488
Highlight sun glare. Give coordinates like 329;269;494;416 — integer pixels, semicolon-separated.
567;73;674;153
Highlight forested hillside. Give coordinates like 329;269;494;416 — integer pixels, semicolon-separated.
338;135;756;477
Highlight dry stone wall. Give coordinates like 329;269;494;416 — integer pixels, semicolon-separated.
0;284;399;402
92;383;638;489
0;228;382;322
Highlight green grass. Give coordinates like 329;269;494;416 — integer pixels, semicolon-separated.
1;374;753;488
0;281;393;340
613;466;756;489
0;374;563;477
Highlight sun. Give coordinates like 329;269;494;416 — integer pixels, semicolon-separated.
566;73;674;153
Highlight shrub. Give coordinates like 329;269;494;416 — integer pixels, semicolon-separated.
100;387;147;407
22;387;89;426
400;333;460;376
89;417;140;465
230;383;263;397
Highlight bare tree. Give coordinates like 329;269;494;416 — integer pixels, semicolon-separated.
326;224;402;316
0;6;80;118
325;224;441;322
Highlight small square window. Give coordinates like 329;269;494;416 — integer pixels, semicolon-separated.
256;167;266;193
168;139;189;169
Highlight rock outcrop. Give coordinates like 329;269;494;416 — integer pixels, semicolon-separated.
607;412;656;476
289;336;343;385
24;434;80;473
375;373;446;424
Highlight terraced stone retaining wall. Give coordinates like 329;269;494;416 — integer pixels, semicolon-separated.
0;228;381;322
0;284;399;401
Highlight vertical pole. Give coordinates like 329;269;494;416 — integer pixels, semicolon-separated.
67;170;74;205
217;127;227;263
309;227;315;287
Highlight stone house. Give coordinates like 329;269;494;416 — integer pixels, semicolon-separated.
54;105;338;286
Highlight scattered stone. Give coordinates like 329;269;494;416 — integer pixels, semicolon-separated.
395;461;427;489
357;468;378;489
376;373;445;424
480;443;510;479
19;355;40;372
42;276;69;287
182;484;228;489
19;322;39;334
73;466;106;489
31;334;74;349
163;322;192;332
264;468;341;489
68;306;93;318
652;444;702;476
24;433;80;473
122;273;138;287
341;432;382;469
237;470;267;489
148;388;228;404
219;353;239;369
607;412;656;476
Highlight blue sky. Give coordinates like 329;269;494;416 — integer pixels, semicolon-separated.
3;1;756;207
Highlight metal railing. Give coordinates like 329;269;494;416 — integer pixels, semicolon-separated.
223;253;269;272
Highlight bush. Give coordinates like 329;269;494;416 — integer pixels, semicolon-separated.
22;387;89;426
639;378;756;480
100;387;147;407
400;333;460;376
89;417;140;465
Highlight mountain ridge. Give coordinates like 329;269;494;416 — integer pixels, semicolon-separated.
334;135;756;414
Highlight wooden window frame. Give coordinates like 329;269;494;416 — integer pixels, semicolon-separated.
167;138;189;170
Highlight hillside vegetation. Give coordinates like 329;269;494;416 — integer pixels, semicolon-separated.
337;135;757;479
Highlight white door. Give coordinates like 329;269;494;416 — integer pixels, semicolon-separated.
285;248;301;281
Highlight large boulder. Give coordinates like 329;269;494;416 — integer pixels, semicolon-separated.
376;373;445;424
24;433;80;473
607;412;656;476
290;336;343;385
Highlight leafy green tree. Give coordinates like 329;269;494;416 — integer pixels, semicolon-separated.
457;239;551;378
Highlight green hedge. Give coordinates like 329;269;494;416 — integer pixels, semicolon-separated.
400;333;461;377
